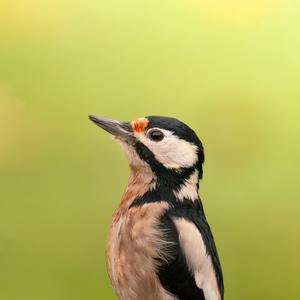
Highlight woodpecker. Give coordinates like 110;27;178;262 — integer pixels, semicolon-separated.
89;115;224;300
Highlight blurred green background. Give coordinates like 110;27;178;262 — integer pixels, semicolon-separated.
0;0;299;299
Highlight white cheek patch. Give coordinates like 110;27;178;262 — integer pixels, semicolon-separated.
136;129;198;169
172;218;221;300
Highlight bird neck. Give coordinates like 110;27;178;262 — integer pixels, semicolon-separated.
171;169;199;201
123;166;200;210
116;166;156;213
128;165;156;191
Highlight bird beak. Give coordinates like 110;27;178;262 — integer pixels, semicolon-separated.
89;115;135;144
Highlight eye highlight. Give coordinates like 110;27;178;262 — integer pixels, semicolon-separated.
148;129;164;142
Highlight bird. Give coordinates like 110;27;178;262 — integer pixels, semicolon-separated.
89;115;224;300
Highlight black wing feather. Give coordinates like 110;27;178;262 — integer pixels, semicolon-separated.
157;199;224;300
157;214;206;300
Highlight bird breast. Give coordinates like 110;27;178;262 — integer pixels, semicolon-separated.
105;199;175;300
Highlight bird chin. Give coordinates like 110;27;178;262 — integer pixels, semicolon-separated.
118;140;151;171
113;135;133;145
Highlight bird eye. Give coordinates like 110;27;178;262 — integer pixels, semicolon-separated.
148;129;164;142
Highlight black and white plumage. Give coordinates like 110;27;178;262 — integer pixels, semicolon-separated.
89;115;224;300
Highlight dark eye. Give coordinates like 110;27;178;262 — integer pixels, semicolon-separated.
149;129;164;142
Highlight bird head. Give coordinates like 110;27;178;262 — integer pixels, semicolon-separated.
89;115;204;183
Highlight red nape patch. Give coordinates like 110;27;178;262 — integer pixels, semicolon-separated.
131;117;149;133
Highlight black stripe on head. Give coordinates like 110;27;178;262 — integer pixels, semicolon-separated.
145;116;205;178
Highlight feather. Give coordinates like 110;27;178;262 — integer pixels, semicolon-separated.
157;199;224;300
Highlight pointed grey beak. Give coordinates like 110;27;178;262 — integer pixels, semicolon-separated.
89;115;135;144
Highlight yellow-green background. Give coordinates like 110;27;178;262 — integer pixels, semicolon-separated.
1;1;299;299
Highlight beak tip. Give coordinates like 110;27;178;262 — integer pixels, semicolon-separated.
88;115;96;122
